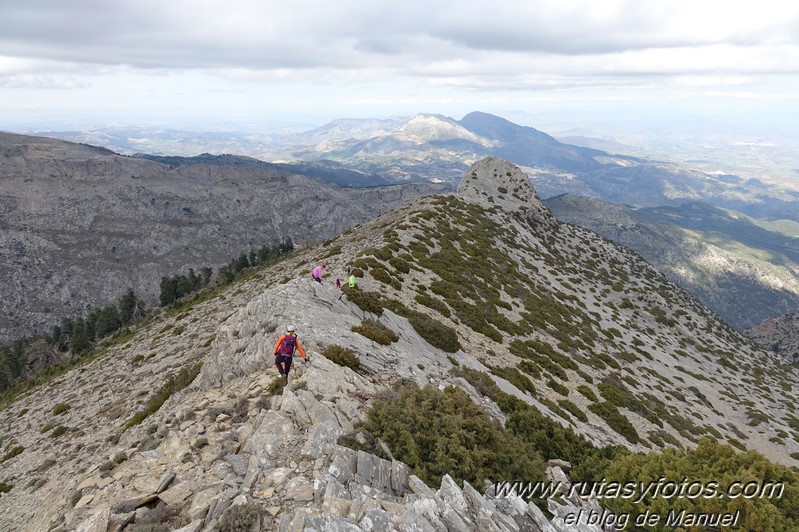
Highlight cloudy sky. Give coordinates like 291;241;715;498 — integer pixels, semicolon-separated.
1;0;798;133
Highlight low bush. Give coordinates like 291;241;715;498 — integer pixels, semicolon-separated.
602;438;799;531
266;377;286;396
123;362;202;430
407;312;461;353
577;385;598;402
489;365;536;396
216;501;261;532
588;402;639;444
414;293;452;318
352;319;399;345
547;379;569;396
50;426;69;438
52;403;70;416
343;288;384;316
359;382;546;489
1;445;23;463
322;345;361;371
559;399;588;422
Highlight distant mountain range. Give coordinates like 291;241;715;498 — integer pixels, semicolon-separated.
35;112;799;223
0;132;445;342
545;195;799;330
15;111;799;337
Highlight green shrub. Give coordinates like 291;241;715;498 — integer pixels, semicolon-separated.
407;312;461;352
453;366;603;478
370;265;401;289
414;293;451;318
52;403;70;416
489;366;536;396
452;366;501;398
123;362;202;430
517;360;541;379
343;288;384;316
359;382;546;489
559;400;588;422
1;445;23;463
217;501;261;532
547;379;569;396
577;385;598;402
50;426;69;438
0;479;12;494
389;256;411;274
352;319;399;345
322;345;360;371
588;402;639;444
601;438;799;531
266;377;286;396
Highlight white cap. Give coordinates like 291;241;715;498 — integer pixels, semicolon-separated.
286;324;296;332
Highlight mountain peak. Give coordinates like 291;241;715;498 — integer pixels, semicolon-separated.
456;157;551;220
396;113;489;145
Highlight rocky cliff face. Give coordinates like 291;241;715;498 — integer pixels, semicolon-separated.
1;157;797;531
746;312;799;363
0;133;446;343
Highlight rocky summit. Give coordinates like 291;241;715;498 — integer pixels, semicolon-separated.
1;157;797;531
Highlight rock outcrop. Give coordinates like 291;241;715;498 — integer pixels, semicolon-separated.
457;156;551;222
746;311;799;363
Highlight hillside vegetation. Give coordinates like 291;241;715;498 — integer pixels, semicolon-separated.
0;157;797;531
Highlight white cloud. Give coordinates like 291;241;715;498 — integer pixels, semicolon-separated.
1;0;798;128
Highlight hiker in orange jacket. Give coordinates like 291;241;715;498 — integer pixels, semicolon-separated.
273;324;308;378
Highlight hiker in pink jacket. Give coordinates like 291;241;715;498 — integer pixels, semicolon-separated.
311;263;326;283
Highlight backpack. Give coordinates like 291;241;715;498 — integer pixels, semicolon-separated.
278;335;297;356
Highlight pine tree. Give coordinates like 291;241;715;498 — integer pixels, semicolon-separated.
70;318;90;355
50;324;62;346
279;239;294;255
234;253;249;273
95;305;121;338
160;276;177;306
118;289;137;325
188;268;201;291
86;311;97;342
10;340;26;378
0;345;12;393
57;318;74;352
200;267;212;286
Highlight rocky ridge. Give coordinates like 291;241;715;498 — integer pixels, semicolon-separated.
1;157;798;531
0;273;604;532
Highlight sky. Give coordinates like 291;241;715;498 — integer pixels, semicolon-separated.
1;0;799;135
